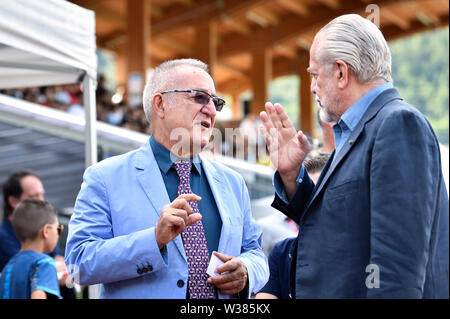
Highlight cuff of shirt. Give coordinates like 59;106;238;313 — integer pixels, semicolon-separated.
273;165;305;205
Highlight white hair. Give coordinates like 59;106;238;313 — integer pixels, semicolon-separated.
315;14;392;83
142;58;209;129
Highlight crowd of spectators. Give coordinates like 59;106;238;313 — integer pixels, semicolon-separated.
0;75;150;135
0;76;334;167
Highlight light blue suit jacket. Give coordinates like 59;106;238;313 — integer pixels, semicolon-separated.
65;139;269;299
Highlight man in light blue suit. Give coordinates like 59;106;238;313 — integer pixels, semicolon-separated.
65;59;269;299
260;14;448;298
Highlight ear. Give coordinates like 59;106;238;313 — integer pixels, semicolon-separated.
42;224;50;239
335;60;349;89
7;195;20;211
152;93;166;119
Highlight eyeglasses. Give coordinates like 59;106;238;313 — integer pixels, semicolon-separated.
48;224;64;236
160;89;225;112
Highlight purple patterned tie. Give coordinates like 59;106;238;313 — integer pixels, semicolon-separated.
174;161;216;299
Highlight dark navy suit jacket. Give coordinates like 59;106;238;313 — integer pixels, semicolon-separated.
273;88;449;298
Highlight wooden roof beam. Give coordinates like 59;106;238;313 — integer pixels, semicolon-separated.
221;16;251;34
147;2;164;18
155;36;193;56
218;0;413;59
273;43;297;59
218;10;449;96
151;0;272;36
248;6;280;26
383;11;449;41
276;0;309;16
316;0;340;9
413;1;441;26
381;7;410;30
217;63;248;79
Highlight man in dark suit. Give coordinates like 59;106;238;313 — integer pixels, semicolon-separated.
259;14;448;298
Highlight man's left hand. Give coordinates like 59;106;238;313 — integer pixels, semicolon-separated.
207;252;248;295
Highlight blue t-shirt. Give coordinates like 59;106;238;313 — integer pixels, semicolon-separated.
0;218;63;272
0;250;61;299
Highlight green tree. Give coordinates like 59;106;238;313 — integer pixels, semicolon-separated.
390;27;449;145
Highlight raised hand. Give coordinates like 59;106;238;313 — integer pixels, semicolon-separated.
260;102;311;198
155;193;202;249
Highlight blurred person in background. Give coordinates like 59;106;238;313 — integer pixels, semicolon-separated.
0;199;62;299
0;170;75;298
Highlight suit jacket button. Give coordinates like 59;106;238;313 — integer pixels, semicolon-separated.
143;267;149;273
177;280;185;288
148;265;153;272
137;268;143;274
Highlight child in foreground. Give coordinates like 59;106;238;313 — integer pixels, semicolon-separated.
0;199;62;299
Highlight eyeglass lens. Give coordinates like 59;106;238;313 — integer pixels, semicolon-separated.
57;224;64;235
194;92;224;111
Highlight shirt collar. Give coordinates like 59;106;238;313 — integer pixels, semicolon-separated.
339;82;393;131
150;135;202;175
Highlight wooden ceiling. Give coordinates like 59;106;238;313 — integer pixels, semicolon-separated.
69;0;449;98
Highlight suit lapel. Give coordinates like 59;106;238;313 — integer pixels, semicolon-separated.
199;155;232;253
133;141;186;258
301;88;403;217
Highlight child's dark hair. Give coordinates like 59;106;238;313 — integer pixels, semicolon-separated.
12;199;58;242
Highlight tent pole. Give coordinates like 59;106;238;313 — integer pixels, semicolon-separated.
83;74;97;168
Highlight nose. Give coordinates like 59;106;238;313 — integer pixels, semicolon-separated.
310;79;317;95
202;97;216;117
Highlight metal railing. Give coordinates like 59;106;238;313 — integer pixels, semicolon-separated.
0;93;275;200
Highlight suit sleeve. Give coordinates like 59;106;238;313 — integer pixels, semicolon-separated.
236;176;270;298
64;165;168;286
271;167;316;224
367;108;441;298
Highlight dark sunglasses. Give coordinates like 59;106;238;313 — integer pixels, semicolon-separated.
160;89;225;111
48;224;64;235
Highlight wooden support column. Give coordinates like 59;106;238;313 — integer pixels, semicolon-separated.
231;91;241;119
298;51;314;136
194;20;218;78
251;48;272;115
126;0;150;106
115;44;127;87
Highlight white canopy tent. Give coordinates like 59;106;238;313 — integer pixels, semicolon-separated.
0;0;98;167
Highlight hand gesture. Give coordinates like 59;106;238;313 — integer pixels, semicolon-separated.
155;194;202;249
260;102;311;197
207;252;248;295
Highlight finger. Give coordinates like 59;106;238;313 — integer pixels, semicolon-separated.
169;198;192;215
215;260;242;276
167;208;190;226
165;214;188;230
297;130;311;151
213;251;234;263
259;110;269;124
177;193;201;203
260;110;275;132
264;101;274;114
274;103;293;129
207;269;241;287
186;212;202;226
266;103;283;131
207;273;232;286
